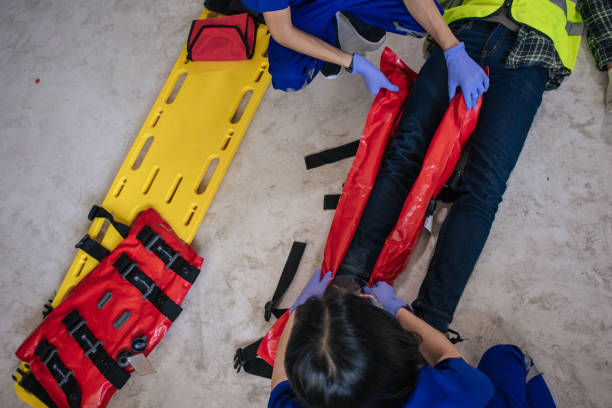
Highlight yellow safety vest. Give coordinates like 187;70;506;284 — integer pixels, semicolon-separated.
441;0;584;72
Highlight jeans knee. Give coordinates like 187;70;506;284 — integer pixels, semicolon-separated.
454;183;504;223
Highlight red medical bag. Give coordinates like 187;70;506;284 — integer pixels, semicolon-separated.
187;13;256;61
16;208;203;407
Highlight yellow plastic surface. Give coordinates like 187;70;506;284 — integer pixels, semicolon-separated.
15;8;270;407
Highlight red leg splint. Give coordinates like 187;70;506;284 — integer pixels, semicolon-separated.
257;48;483;366
16;209;203;408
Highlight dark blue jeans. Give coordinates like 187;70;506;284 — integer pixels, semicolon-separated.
337;21;548;332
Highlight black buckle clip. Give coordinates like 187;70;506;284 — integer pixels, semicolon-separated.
56;368;74;388
75;234;90;250
165;252;180;270
87;205;101;221
425;199;437;217
264;301;274;322
83;339;102;359
117;259;138;280
233;348;246;373
141;229;161;251
67;319;86;337
41;347;57;366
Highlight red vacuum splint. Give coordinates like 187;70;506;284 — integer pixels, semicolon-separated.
257;48;483;366
16;208;203;408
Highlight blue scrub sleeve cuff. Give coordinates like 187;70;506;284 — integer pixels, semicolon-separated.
241;0;290;13
268;380;305;408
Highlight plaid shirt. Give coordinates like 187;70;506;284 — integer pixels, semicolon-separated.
429;0;612;90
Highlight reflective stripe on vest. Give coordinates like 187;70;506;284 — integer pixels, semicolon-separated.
441;0;583;71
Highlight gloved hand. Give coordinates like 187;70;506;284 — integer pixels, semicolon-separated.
362;281;408;316
290;269;333;312
444;42;489;110
351;53;399;95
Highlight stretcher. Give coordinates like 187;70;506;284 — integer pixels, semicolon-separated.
235;48;483;371
14;7;271;407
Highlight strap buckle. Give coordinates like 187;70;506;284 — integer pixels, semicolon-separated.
141;229;161;251
233;348;246;373
75;234;90;250
117;259;138;280
67;320;86;337
83;339;102;359
41;347;57;366
55;367;74;388
165;252;180;270
264;301;274;322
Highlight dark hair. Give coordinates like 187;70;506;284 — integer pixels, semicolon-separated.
284;291;425;408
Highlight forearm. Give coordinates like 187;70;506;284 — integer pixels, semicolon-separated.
264;9;353;67
271;312;295;390
395;308;461;365
402;0;459;50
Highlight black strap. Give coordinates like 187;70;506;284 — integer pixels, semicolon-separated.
436;170;463;203
136;225;200;284
264;241;306;322
113;254;183;322
17;371;58;408
34;339;81;408
234;338;273;378
75;205;130;262
88;205;130;238
75;234;110;261
304;140;359;169
447;328;465;344
323;194;341;210
62;310;130;389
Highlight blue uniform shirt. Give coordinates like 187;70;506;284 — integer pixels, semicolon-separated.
240;0;433;91
242;0;290;12
268;357;494;408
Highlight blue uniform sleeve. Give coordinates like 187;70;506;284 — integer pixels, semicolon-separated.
405;357;494;407
268;381;306;408
432;358;494;407
241;0;290;13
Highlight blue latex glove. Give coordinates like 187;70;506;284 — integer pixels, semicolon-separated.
444;42;489;110
290;270;333;312
351;54;399;95
362;281;408;316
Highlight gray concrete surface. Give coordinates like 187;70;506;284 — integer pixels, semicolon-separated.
1;1;611;407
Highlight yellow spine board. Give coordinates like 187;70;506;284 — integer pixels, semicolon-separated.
15;9;270;407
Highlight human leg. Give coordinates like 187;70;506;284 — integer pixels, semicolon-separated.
526;375;556;408
413;22;549;332
478;344;529;408
335;47;452;284
478;345;556;408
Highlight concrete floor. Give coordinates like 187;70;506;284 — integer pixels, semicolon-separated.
1;1;611;407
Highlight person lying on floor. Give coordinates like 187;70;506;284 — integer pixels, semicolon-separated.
333;0;612;336
268;270;556;408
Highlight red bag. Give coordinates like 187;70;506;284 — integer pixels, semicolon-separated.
16;208;203;408
187;13;256;61
256;48;483;366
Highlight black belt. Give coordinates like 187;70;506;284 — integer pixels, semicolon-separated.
113;253;183;322
34;339;81;408
62;310;130;389
137;225;200;284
